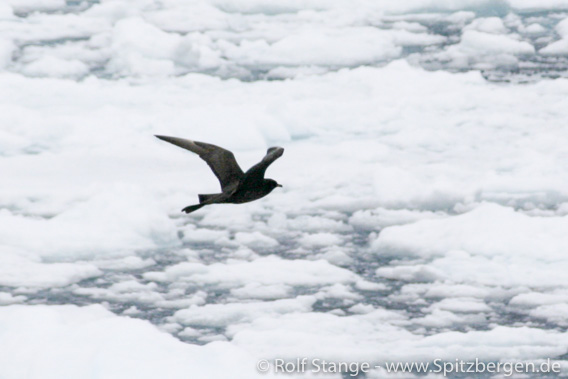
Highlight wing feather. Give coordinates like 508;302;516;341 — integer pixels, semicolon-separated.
242;146;284;185
155;135;244;192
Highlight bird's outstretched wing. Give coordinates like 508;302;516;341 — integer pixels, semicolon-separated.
155;135;244;192
242;146;284;184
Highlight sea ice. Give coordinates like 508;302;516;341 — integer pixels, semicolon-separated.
0;304;267;379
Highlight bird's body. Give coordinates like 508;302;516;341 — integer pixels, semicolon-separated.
155;135;283;213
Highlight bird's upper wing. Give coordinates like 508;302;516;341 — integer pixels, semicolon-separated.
155;135;244;192
242;146;284;184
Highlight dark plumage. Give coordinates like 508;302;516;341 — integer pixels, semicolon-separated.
155;135;284;213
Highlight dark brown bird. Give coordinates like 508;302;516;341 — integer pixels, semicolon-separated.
155;135;284;213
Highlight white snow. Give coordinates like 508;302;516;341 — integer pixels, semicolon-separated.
0;247;101;288
222;27;402;67
0;37;14;69
172;296;317;328
440;30;534;70
228;312;568;362
143;256;359;288
509;0;568;11
530;304;568;325
541;17;568;55
524;23;547;36
372;203;568;260
6;0;65;13
0;292;26;305
0;304;265;379
234;231;279;248
0;0;561;80
466;17;508;34
21;56;89;79
0;187;180;260
299;232;343;248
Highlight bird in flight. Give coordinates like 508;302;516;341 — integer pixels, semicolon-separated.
155;135;284;213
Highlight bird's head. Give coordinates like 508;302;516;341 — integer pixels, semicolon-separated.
265;179;283;192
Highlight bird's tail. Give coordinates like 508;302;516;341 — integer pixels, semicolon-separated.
182;203;205;214
198;194;218;203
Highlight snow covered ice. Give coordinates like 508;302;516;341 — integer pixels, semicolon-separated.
1;0;568;378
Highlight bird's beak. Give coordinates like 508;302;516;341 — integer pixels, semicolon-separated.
277;184;283;188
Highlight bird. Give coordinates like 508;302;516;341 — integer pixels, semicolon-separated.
155;135;284;213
